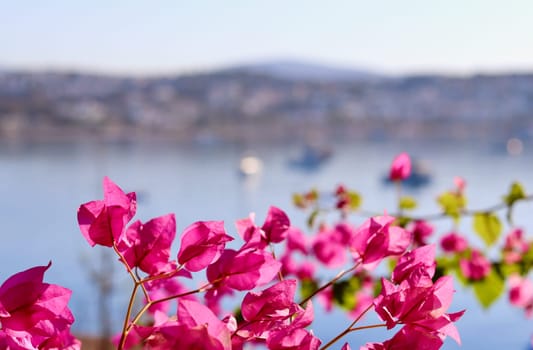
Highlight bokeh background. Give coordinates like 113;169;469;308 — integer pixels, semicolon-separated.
1;1;533;349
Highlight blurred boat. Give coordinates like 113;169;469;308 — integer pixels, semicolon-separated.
288;144;332;171
383;159;431;188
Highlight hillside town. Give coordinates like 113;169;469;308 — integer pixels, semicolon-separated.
1;65;532;142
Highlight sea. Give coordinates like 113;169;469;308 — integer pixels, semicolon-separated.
0;137;532;349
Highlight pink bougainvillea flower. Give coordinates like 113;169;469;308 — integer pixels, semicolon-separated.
39;328;82;350
454;176;466;194
236;207;290;249
266;327;321;350
361;324;445;350
350;216;411;269
459;249;491;280
132;304;231;350
177;220;233;272
440;232;468;254
286;227;309;254
389;153;411;181
117;213;176;275
77;177;136;247
177;299;232;349
503;228;530;264
296;261;316;280
207;248;282;291
0;263;78;349
373;273;464;345
241;280;299;323
264;300;319;350
238;280;302;339
341;343;351;350
312;225;349;268
262;206;291;243
409;220;434;247
392;245;436;287
508;274;533;317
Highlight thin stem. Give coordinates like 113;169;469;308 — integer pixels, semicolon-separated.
320;323;387;350
349;323;387;332
299;263;359;306
118;283;139;350
112;244;139;284
125;282;214;333
348;303;374;329
140;265;185;284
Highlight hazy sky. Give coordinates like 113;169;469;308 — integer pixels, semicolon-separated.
2;1;533;75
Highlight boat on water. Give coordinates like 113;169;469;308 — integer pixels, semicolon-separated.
383;159;432;188
288;144;332;171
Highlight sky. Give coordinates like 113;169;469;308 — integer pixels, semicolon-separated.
2;0;533;76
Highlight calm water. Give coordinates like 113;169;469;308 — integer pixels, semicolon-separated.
0;138;532;349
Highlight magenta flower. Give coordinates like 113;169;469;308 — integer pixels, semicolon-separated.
286;227;309;254
440;232;468;253
392;245;436;287
312;226;348;268
503;228;530;264
389;153;411;181
508;274;533;317
266;327;321;350
350;216;411;269
132;300;232;349
77;176;136;247
241;280;299;323
262;206;291;243
459;249;491;280
118;213;176;275
236;207;291;249
409;220;434;247
206;248;282;291
177;220;234;272
373;245;464;348
177;299;232;348
238;280;301;339
265;300;320;350
0;263;78;349
361;324;446;350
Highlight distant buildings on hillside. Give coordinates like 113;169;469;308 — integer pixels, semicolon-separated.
0;67;532;142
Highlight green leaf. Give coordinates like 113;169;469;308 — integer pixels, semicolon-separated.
399;196;417;210
299;278;318;300
472;270;504;308
292;193;306;208
437;192;466;222
347;191;362;211
307;209;319;229
332;278;361;311
473;212;502;247
503;182;526;207
395;216;411;228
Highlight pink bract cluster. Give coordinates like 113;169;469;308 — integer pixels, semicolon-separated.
0;263;79;350
74;177;464;350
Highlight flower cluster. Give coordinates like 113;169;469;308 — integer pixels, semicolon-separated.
365;245;464;349
72;171;467;350
77;177;328;349
0;263;79;349
15;151;533;349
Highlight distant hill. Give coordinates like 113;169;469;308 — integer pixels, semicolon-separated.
1;62;533;143
227;59;382;82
